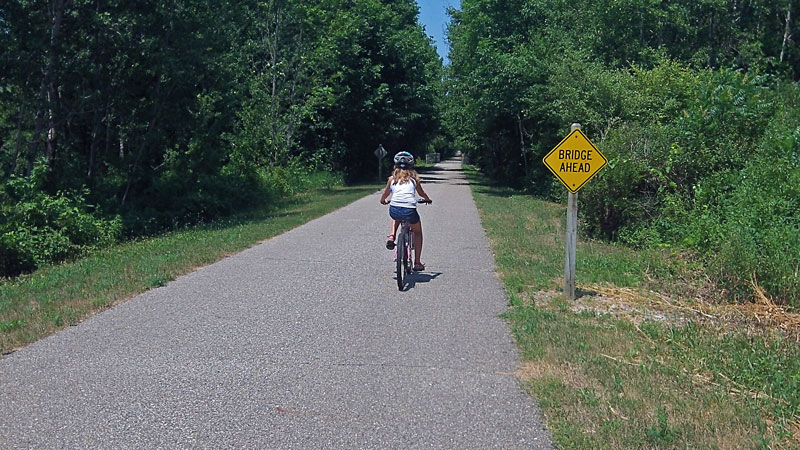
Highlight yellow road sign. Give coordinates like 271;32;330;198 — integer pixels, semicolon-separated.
543;129;607;193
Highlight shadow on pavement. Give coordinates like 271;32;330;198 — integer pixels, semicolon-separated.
404;271;443;290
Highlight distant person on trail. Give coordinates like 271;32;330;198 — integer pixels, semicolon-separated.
379;151;432;272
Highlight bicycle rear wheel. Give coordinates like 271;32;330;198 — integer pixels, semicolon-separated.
404;229;413;275
396;230;405;290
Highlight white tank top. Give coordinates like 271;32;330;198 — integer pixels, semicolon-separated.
389;179;417;208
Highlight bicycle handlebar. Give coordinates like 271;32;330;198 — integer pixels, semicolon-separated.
381;199;432;205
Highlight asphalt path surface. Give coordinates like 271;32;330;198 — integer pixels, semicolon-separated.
1;159;552;448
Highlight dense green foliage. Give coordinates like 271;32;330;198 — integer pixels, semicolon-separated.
0;0;442;276
4;0;798;304
445;0;800;305
0;162;121;276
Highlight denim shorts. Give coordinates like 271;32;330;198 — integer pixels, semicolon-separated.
389;205;420;224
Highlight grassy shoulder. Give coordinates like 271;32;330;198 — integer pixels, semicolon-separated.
466;167;800;449
0;183;381;355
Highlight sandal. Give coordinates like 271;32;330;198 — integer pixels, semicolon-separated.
386;234;396;250
413;262;425;271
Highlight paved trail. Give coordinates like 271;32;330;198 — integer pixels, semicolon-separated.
1;159;551;448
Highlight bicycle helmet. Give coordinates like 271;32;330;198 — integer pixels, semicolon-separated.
393;151;414;169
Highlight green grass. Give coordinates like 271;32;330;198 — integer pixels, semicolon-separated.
466;167;800;449
0;184;380;354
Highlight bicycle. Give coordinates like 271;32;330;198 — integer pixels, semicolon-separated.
393;199;431;291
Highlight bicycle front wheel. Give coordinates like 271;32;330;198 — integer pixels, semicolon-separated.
396;230;405;291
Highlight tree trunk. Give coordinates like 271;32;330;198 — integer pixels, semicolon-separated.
122;0;172;207
781;9;792;63
121;81;161;207
284;28;304;153
268;3;282;166
708;11;715;68
104;107;112;165
14;106;25;174
518;114;528;178
87;109;101;184
43;0;71;169
29;90;48;176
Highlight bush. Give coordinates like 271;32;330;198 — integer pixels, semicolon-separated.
580;123;678;243
665;69;774;194
257;161;343;198
651;85;800;305
118;164;264;237
116;156;345;237
578;64;799;305
0;167;121;277
705;103;800;305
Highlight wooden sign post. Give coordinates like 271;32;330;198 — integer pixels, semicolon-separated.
542;123;608;300
564;124;580;300
374;144;387;181
565;186;578;297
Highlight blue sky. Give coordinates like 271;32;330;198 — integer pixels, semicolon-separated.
416;0;461;63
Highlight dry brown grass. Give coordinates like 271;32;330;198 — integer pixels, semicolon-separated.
514;360;600;392
539;281;800;343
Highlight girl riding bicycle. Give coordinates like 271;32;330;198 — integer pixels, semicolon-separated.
379;151;432;272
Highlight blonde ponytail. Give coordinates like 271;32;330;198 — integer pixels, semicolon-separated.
392;168;420;185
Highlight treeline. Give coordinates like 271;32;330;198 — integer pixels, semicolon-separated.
445;0;800;305
0;0;443;276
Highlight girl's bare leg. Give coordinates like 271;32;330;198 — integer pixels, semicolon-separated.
411;221;423;265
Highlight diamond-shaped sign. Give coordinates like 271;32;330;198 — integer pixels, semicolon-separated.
543;129;607;193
